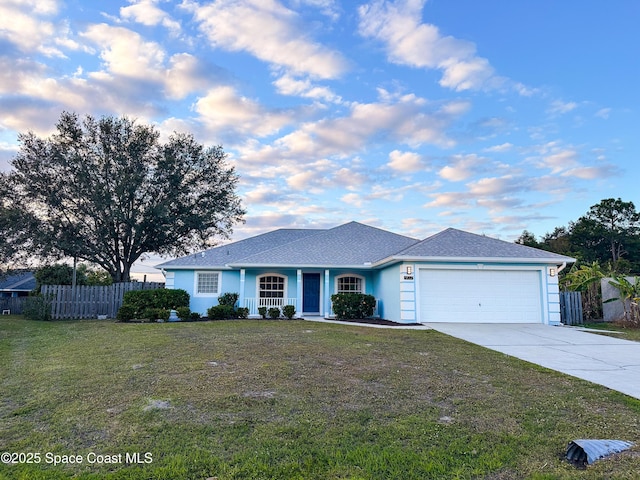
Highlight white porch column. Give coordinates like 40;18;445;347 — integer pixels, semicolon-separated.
296;269;302;314
239;269;246;308
324;269;330;317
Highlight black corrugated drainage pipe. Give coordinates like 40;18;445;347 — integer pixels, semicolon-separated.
566;439;634;467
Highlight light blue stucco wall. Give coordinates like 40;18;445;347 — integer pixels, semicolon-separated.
545;266;561;325
165;262;562;324
165;269;241;315
375;265;402;323
166;267;380;317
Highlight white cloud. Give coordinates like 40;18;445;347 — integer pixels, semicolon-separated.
187;0;347;79
273;74;341;103
291;0;341;20
561;165;618;180
239;92;461;166
341;192;364;208
477;197;524;213
484;142;513;153
82;24;166;81
80;24;219;101
358;0;499;92
424;191;471;209
541;149;578;173
438;57;495;92
595;108;612;119
466;175;523;196
120;0;181;32
164;53;216;99
387;150;423;173
194;85;293;138
0;0;77;57
548;100;578;115
438;153;485;182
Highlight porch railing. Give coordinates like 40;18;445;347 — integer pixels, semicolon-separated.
243;297;381;318
244;298;297;317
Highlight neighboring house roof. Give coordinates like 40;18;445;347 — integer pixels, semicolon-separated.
0;271;36;292
157;222;575;270
378;228;574;265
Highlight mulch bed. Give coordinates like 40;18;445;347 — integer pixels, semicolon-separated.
119;317;422;326
334;318;422;327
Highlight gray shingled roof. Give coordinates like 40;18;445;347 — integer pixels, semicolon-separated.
230;221;418;267
156;228;324;268
157;222;574;270
393;228;574;261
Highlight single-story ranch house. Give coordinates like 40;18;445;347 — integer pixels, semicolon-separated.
156;221;575;324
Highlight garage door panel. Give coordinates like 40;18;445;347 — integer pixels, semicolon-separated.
419;269;542;323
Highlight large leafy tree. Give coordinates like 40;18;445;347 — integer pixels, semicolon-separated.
2;112;245;282
570;198;640;268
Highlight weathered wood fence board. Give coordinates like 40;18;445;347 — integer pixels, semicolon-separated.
560;291;583;325
42;282;162;320
0;297;28;315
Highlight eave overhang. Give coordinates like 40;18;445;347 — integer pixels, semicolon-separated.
373;255;577;269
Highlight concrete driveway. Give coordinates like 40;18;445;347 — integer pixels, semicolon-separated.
424;323;640;400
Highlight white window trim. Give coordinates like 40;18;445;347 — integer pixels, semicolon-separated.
256;273;288;301
194;271;222;297
335;274;365;294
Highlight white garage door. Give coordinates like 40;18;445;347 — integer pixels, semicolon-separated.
419;269;543;323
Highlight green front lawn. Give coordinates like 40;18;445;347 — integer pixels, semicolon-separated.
1;316;639;479
582;322;640;342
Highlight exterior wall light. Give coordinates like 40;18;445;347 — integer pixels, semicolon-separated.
549;268;556;277
406;266;413;275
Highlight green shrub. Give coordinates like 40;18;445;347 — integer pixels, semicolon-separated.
258;306;267;319
116;304;135;322
218;292;239;307
268;307;281;319
121;288;189;318
331;293;376;320
189;312;202;321
207;305;235;320
282;305;296;319
176;306;191;320
22;294;53;321
156;308;170;321
236;307;249;319
143;307;159;320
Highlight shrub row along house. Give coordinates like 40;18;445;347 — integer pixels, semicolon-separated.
156;221;575;324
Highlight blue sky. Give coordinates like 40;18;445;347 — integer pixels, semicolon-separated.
1;0;639;277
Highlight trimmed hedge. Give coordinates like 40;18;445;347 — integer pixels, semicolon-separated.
117;289;189;321
218;292;239;307
282;305;296;319
331;293;376;320
207;305;235;320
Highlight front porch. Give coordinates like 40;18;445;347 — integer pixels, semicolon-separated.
242;296;380;319
239;268;379;318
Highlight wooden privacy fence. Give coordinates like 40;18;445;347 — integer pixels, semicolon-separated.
560;291;583;325
0;297;28;315
42;282;162;320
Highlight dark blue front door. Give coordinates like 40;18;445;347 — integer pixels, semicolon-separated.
303;273;321;313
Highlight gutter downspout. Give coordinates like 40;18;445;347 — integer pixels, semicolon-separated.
557;262;567;275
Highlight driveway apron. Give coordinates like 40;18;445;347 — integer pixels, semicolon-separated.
423;323;640;400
